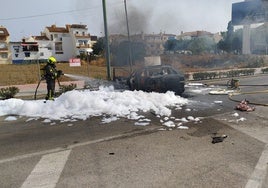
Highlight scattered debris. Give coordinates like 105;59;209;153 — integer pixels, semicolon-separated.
163;121;176;128
211;135;228;144
235;99;255;112
209;89;235;95
177;125;189;130
232;112;239;117
214;100;223;104
237;117;246;122
134;122;150;126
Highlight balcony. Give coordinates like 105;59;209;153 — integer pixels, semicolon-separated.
0;47;8;51
0;36;8;42
74;34;91;39
76;44;91;48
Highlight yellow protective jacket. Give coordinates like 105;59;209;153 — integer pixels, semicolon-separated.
44;63;58;80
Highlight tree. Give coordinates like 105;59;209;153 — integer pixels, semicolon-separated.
217;21;242;53
187;38;206;55
111;41;146;66
92;37;105;56
164;37;216;55
164;39;177;52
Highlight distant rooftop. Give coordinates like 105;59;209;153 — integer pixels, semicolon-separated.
46;25;68;33
0;26;9;36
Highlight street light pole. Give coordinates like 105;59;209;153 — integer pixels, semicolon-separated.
102;0;111;80
124;0;133;72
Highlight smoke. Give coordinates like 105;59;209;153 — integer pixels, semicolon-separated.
72;0;239;36
63;74;128;90
108;5;151;35
72;1;151;35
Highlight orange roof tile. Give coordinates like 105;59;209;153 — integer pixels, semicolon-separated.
46;25;68;33
0;27;9;36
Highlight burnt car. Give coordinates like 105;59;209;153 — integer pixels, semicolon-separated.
127;65;185;95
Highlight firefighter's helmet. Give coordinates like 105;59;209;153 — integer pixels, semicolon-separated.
47;56;57;64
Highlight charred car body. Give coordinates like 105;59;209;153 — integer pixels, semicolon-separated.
127;65;185;95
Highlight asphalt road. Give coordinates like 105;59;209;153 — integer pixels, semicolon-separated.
0;75;268;188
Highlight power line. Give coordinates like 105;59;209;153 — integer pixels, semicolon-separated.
0;8;93;21
0;2;123;21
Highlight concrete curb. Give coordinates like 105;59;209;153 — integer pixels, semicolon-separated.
0;81;85;98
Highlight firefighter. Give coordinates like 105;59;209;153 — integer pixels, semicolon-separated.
44;56;61;100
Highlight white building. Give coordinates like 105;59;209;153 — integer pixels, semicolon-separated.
66;24;94;55
10;36;52;64
9;24;96;63
42;24;95;62
0;26;11;64
42;24;72;62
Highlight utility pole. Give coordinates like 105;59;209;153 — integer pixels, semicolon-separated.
102;0;111;80
124;0;133;72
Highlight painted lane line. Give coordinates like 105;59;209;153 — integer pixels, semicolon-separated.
20;150;71;188
0;127;157;164
245;144;268;188
0;147;66;164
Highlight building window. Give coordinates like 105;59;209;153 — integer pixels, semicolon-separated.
39;52;44;56
13;46;20;53
15;54;18;57
22;45;38;52
51;34;53;40
24;52;30;57
0;53;8;58
55;42;63;51
0;42;7;49
78;40;88;46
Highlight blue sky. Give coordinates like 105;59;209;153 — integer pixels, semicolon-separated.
1;0;242;41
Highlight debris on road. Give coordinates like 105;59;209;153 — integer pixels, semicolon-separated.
211;135;228;144
235;99;255;112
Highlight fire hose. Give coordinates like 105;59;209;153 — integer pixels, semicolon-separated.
204;78;268;106
224;78;268;106
228;90;268;107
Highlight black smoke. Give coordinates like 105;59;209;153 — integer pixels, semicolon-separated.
109;5;151;35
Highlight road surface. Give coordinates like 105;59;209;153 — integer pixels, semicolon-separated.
0;75;268;188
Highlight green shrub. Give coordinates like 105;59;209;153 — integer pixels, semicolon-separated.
261;67;268;74
193;72;206;80
0;86;19;99
59;83;77;94
192;72;218;80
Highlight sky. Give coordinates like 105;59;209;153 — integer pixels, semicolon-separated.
1;0;242;41
0;83;246;128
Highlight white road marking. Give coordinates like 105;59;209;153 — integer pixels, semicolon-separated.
0;127;157;164
20;150;71;188
245;144;268;188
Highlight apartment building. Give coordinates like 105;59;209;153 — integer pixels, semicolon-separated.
42;24;96;61
110;32;176;56
0;26;11;64
10;24;97;63
177;30;222;43
251;23;268;54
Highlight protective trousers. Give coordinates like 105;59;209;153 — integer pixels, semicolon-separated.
46;79;56;100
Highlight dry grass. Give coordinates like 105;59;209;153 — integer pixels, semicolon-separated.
0;60;109;86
